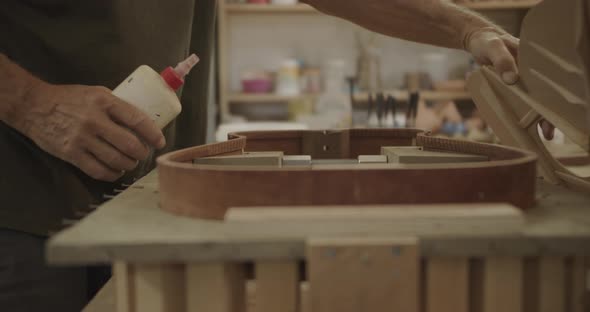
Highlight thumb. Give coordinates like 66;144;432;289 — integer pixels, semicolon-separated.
487;38;519;84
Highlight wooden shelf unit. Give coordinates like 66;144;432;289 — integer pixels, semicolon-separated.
217;1;538;121
228;90;471;106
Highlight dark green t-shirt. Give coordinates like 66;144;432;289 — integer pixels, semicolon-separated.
0;0;215;235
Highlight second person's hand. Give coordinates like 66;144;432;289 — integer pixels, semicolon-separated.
466;28;520;85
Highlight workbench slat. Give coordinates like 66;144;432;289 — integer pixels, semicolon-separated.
113;262;135;312
186;263;246;312
134;264;185;312
569;257;588;312
426;257;469;312
483;257;523;312
255;260;299;312
539;257;566;312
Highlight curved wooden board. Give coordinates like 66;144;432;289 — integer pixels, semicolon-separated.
157;129;537;220
519;0;590;150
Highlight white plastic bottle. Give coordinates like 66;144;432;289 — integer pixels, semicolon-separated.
112;54;199;129
315;59;352;128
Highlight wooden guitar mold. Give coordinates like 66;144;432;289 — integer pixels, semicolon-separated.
467;0;590;193
157;129;537;220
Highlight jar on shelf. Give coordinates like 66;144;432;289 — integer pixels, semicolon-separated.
275;59;301;96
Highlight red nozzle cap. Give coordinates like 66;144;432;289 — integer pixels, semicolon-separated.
161;67;184;91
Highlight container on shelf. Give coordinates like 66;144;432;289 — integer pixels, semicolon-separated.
271;0;298;4
300;68;322;94
241;70;273;94
275;59;301;96
314;59;352;128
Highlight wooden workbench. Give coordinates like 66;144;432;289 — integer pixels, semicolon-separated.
48;170;590;312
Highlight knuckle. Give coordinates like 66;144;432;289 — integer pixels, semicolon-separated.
61;136;80;157
104;152;122;166
124;160;139;171
487;37;504;48
85;165;105;181
89;167;117;182
128;110;148;127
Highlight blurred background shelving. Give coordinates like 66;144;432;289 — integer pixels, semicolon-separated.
214;0;542;142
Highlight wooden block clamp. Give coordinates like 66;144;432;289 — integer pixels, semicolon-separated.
306;237;420;312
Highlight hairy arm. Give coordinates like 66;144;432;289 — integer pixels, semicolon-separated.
302;0;520;83
0;53;40;127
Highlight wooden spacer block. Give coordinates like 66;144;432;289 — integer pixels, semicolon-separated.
193;152;283;166
282;155;312;166
255;260;299;312
358;155;388;164
307;237;419;312
386;149;489;164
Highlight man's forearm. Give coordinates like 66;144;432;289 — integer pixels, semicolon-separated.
0;53;43;130
301;0;504;50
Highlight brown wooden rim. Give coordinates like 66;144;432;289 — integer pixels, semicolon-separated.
156;129;538;219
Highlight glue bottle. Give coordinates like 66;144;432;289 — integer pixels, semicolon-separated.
112;54;199;129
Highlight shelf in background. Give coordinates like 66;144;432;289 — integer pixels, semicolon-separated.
228;93;318;103
228;90;472;105
224;1;541;14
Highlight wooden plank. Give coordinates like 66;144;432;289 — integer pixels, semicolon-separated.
282;155;312;166
357;155;388;163
255;261;299;312
226;204;524;236
307;237;419;312
385;149;489;164
538;257;566;312
483;257;523;312
246;280;256;312
426;258;469;312
186;263;246;312
113;262;135;312
300;282;310;312
193;153;283;166
46;171;590;265
134;263;185;312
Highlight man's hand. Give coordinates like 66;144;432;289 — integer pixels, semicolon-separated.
465;30;556;140
466;28;520;85
12;82;166;182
